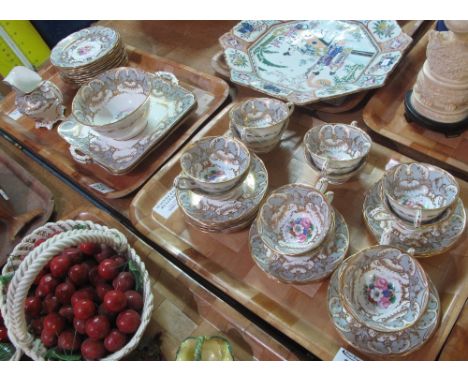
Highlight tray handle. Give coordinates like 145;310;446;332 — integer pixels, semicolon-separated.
153;71;179;86
69;146;93;165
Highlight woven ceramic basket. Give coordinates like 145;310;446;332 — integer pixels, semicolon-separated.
2;220;153;361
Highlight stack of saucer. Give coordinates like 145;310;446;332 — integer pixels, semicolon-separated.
363;162;466;257
328;245;439;357
174;136;268;233
303;121;372;184
249;182;349;284
50;26;127;87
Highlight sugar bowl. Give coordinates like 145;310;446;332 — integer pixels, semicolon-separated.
72;67;152;141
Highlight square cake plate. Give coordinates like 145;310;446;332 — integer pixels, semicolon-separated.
58;73;196;175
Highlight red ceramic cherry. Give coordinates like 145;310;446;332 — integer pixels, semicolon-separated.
112;272;135;292
79;242;100;257
24;296;42;318
43;313;65;335
116;309;140;334
58;330;82;352
98;259;119;281
124;291;143;312
49;254;72;278
55;282;76;305
81;338;106;360
73;299;96;320
68;264;89;286
104;330;127;353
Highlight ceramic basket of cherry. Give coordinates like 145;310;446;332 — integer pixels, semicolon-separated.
0;220;153;361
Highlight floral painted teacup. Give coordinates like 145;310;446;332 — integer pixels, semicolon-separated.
382;162;459;226
229;97;294;153
174;136;251;197
338;245;429;332
257;182;334;256
304;121;372;175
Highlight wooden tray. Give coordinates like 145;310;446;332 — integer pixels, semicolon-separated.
130;104;468;360
70;209;298;361
212;21;428;115
363;24;468;180
0;149;54;266
0;45;229;199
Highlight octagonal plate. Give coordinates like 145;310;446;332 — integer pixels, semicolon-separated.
220;20;412;105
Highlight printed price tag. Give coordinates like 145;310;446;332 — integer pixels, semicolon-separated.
89;183;115;194
8;109;23;121
153;187;178;219
385;158;401;171
333;347;362;361
0;188;10;201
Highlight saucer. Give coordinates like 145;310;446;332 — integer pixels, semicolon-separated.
176;154;268;231
304;149;367;185
328;264;440;357
249;209;349;284
58;73;197;175
363;180;466;257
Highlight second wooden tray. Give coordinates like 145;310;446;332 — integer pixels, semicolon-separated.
130;104;468;360
0;46;229;199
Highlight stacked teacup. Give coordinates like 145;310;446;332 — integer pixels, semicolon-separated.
229;97;294;153
365;162;463;257
304;121;372;184
249;180;350;284
328;244;439;358
174;136;269;232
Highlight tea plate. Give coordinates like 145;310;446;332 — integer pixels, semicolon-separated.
51;26;120;69
220;20;412;105
363;180;466;257
58;74;197;175
249;210;349;284
328;265;439;357
176;154;268;229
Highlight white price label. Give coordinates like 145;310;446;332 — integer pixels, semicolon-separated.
153;187;178;219
89;182;115;194
8;109;23;121
333;347;362;361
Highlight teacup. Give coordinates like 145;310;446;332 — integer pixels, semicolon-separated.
382;162;459;226
174;136;251;198
257;181;334;256
338;245;429;332
229;97;294;153
72;67;152;141
304;121;372;175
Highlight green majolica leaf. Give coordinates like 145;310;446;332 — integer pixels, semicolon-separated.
0;343;15;361
128;260;143;292
0;274;13;285
44;348;81;361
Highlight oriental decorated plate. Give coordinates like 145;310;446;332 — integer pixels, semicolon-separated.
219;20;412;105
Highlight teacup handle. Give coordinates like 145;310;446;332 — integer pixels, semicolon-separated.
173;175;198;191
379;227;393;245
314;176;334;203
315;176;328;194
350;120;359;127
285;101;295;117
413;209;422;228
153;71;179;86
